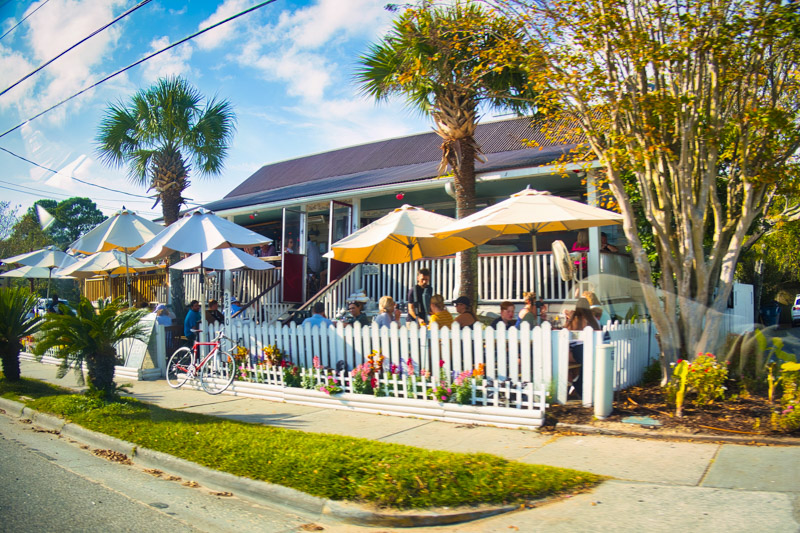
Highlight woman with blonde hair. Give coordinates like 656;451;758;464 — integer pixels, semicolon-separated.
374;295;401;328
428;294;454;329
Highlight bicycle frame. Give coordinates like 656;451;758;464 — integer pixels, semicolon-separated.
192;331;228;371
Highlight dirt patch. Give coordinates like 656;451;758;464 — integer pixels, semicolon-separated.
545;382;799;440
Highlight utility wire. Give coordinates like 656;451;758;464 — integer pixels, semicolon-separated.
1;0;153;98
0;0;278;140
0;183;125;211
0;0;50;42
0;145;212;205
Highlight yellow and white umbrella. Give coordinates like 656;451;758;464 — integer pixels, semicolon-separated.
434;188;624;292
58;250;157;301
2;245;78;300
327;204;474;264
69;208;163;305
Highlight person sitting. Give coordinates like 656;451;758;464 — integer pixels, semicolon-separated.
582;290;610;327
302;301;333;328
154;304;173;326
428;294;454;329
230;296;245;318
600;232;618;253
374;295;401;328
572;229;590;269
518;291;548;328
343;300;371;327
184;300;202;344
47;294;62;314
206;299;225;325
565;298;602;395
453;296;477;328
491;301;517;328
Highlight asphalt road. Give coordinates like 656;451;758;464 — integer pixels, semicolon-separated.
0;414;333;533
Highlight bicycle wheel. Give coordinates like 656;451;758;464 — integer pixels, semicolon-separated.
200;351;236;394
166;347;194;388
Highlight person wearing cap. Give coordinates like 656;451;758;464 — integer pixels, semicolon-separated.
453;296;477;328
230;296;244;317
154;304;172;326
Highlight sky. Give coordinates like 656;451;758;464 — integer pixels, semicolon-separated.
0;0;447;221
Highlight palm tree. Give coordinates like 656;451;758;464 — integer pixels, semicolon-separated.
356;2;535;303
0;287;41;382
96;76;236;317
34;298;147;398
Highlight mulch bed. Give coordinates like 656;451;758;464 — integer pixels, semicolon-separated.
544;381;799;439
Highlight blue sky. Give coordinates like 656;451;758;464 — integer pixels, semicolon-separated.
0;0;445;219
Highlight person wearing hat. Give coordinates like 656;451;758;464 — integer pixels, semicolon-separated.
453;296;477;328
230;296;244;317
154;304;173;326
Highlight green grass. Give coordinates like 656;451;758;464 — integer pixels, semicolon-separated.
0;376;603;509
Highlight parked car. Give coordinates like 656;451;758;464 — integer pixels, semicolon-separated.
34;298;76;317
792;294;800;327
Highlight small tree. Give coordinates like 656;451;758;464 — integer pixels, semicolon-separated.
0;287;41;381
493;0;800;377
34;298;146;398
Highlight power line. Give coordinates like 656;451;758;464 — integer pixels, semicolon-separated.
0;183;123;211
0;0;278;140
0;145;153;199
1;0;153;98
0;177;154;204
0;144;213;205
0;0;50;42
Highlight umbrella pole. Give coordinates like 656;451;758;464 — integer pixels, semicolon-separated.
124;247;132;307
46;267;52;302
531;232;540;326
199;253;207;344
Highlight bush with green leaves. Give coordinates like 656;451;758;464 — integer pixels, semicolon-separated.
666;353;728;413
772;362;800;432
0;287;42;382
33;297;146;398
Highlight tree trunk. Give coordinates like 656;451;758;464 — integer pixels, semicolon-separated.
86;350;117;396
453;138;478;306
0;342;21;382
753;256;764;323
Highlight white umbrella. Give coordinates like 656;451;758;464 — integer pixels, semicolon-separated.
170;248;275;271
2;245;78;300
133;209;272;339
0;265;75;279
326;204;474;264
69;208;164;305
434;188;624;301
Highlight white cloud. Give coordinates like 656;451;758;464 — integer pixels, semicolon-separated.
276;0;390;50
141;36;195;82
195;0;251;51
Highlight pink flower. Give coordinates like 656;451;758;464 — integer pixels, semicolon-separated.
441;396;446;401
439;360;445;368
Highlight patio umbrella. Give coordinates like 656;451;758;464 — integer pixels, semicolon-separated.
69;208;164;306
433;188;624;296
58;250;156;301
170;248;275;271
132;208;272;339
326;204;474;264
2;245;78;300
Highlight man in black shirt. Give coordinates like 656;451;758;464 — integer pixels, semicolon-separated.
490;301;517;328
406;268;432;326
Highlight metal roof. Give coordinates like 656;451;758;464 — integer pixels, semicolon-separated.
205;117;578;213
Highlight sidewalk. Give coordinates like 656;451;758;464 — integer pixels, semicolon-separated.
15;360;800;532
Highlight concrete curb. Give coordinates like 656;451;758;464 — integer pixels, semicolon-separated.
0;397;518;527
553;422;800;446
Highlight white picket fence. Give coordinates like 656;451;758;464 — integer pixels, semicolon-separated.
212;317;658;408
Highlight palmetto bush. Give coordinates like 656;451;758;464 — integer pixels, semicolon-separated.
0;287;41;381
34;298;147;398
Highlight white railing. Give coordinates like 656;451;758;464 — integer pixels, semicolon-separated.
302;265;360;320
360;252;630;306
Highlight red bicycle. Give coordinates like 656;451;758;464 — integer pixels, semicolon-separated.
166;329;241;394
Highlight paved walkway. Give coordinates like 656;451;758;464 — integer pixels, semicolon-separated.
16;360;800;532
